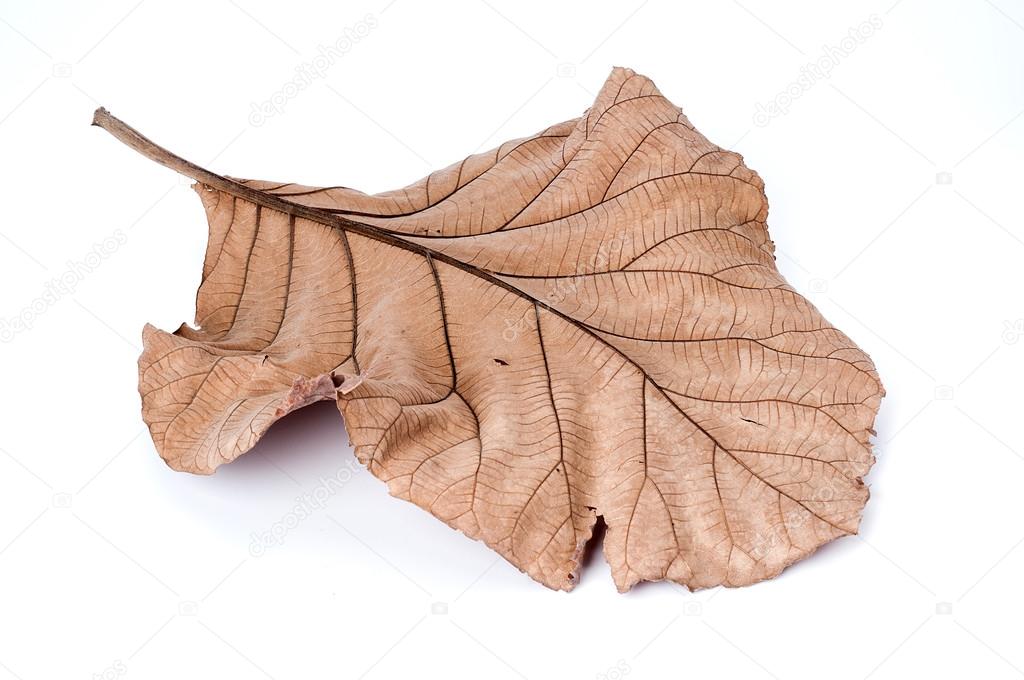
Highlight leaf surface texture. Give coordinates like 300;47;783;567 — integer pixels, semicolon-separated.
102;68;884;591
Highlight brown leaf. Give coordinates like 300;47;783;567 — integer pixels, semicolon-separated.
96;68;883;592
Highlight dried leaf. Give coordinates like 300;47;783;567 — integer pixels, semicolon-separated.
96;68;883;591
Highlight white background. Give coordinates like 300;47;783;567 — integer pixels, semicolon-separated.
2;1;1023;678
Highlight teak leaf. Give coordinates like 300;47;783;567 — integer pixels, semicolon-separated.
97;68;883;592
